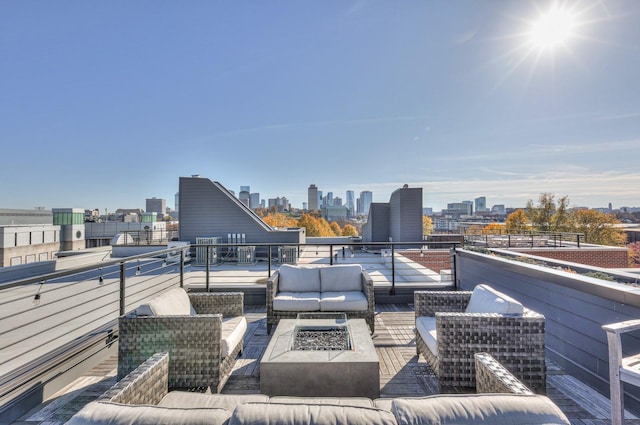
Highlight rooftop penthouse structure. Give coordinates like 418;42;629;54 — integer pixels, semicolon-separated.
178;175;304;248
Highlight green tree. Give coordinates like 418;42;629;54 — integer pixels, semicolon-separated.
569;209;626;246
422;215;434;235
526;193;570;232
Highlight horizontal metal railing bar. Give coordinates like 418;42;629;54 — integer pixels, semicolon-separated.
0;246;189;290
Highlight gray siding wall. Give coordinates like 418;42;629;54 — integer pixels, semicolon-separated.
455;248;640;414
390;187;422;244
365;203;390;243
178;177;303;245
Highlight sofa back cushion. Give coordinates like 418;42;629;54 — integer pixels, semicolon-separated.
320;264;363;292
278;265;321;292
465;284;524;315
229;402;397;425
137;287;196;316
67;401;231;425
391;394;570;425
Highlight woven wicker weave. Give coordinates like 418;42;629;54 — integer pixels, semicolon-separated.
101;352;169;405
415;290;546;393
474;352;534;395
118;291;244;393
266;268;375;334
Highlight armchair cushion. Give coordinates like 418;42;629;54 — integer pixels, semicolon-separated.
272;292;321;311
320;291;368;311
320;264;363;292
278;265;322;292
137;287;196;316
415;316;438;355
391;394;570;425
465;284;524;315
221;316;248;358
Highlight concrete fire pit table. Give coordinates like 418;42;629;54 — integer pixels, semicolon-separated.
260;315;380;398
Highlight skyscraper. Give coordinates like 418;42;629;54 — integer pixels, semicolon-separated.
346;190;355;216
358;191;372;215
308;184;318;210
474;196;487;213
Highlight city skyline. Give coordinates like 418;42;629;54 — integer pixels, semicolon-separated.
2;1;639;212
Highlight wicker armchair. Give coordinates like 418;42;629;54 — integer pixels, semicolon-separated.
415;288;546;393
118;291;245;393
266;264;375;334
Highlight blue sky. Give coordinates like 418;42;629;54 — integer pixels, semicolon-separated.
1;1;639;212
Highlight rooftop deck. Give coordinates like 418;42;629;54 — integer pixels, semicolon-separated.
12;304;640;425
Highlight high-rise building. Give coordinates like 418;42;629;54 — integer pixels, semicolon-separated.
358;191;372;215
249;193;260;209
146;198;166;218
474;196;487;213
346;190;355;216
239;187;250;207
326;192;334;206
174;192;179;214
308;184;318;210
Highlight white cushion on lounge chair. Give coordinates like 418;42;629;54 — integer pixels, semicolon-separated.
140;287;196;316
465;284;524;315
320;264;363;292
416;316;438;355
221;316;247;358
320;291;368;311
273;292;321;311
278;265;322;292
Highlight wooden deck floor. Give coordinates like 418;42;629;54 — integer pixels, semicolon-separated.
13;305;640;425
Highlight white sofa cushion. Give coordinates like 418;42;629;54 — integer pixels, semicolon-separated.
273;292;321;311
229;402;397;425
137;287;196;316
278;265;322;292
320;291;368;311
158;393;269;410
465;284;524;315
269;396;374;407
221;316;248;358
67;401;231;425
391;394;570;425
320;264;363;292
415;316;438;355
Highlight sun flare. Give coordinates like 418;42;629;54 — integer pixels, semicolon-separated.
529;6;577;49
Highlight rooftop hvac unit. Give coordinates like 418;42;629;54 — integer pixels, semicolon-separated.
278;246;298;264
237;245;256;265
195;236;222;266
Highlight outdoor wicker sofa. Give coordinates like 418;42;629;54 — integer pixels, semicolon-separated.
415;284;546;393
68;352;569;425
118;287;246;393
266;264;375;334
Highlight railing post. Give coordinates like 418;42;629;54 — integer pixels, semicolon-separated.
390;243;396;295
452;246;458;290
205;245;210;292
268;245;272;277
330;245;334;265
119;261;126;316
577;234;581;248
179;250;184;288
